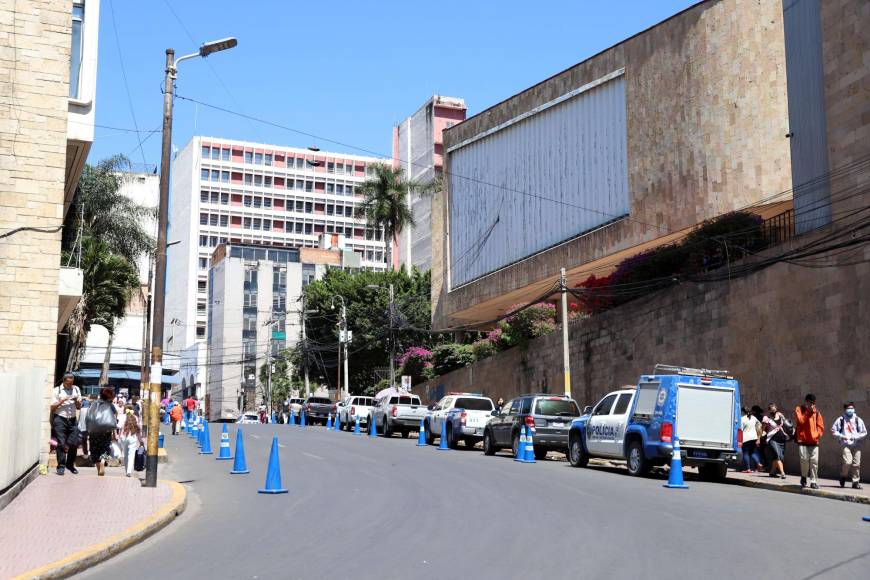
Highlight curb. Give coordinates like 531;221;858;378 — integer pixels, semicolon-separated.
729;477;870;505
13;480;187;580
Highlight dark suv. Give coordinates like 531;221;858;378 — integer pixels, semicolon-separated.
483;394;580;459
304;396;334;425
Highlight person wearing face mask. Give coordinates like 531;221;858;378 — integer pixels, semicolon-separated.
831;402;866;489
762;403;789;479
794;393;824;489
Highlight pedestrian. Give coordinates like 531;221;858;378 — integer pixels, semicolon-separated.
87;388;118;477
831;402;866;489
740;407;763;473
130;395;142;420
794;393;824;489
751;405;767;470
762;403;789;479
51;373;82;475
170;402;183;435
496;398;505;412
185;395;197;423
119;411;143;477
77;394;93;457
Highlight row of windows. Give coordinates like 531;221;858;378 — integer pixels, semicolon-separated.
201;145;378;176
199;191;361;218
199;171;358;195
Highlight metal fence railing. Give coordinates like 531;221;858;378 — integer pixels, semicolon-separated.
761;208;795;247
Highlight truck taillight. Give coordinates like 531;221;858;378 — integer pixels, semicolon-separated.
351;406;356;415
391;407;398;417
661;422;673;443
460;411;467;426
331;404;336;413
524;416;535;428
737;428;743;449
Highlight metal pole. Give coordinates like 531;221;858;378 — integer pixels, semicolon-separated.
301;292;310;397
560;268;571;398
388;283;395;388
267;337;272;422
140;255;153;430
342;303;349;398
145;49;175;488
335;329;341;401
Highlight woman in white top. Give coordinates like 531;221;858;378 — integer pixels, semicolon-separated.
740;407;763;472
119;410;143;477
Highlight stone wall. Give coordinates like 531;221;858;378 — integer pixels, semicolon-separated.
0;1;71;478
418;230;870;480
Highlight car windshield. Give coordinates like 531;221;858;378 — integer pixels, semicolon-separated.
398;396;420;405
535;399;580;417
454;397;494;411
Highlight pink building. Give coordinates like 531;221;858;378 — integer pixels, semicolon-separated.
393;95;466;271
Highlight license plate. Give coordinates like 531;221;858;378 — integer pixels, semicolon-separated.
551;422;565;428
689;450;708;458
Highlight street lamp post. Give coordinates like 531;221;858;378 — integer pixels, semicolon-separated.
146;38;237;488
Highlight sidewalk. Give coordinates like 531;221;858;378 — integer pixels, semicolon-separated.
727;469;869;504
0;471;185;579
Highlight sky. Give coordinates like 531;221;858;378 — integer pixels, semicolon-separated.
90;0;700;171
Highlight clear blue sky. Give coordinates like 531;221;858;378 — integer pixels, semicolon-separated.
90;0;699;170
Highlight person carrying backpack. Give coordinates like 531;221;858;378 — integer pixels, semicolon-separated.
831;402;866;489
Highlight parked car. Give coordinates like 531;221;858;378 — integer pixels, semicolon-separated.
369;393;426;438
339;395;375;430
424;393;495;448
236;412;260;424
304;396;334;425
483;394;580;459
568;365;741;480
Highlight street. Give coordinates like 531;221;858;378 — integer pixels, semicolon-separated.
79;424;869;580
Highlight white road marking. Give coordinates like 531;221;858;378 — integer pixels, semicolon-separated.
302;452;323;460
250;434;261;439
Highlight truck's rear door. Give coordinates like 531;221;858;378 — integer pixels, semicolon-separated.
675;383;736;450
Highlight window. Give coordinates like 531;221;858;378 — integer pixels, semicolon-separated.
198;280;207;292
336;184;344;195
219;215;228;227
201;169;209;181
243;196;252;207
202;145;210;158
264;176;272;188
209;236;218;247
326;183;334;194
264;154;272;166
612;393;632;415
304;223;312;235
263;219;271;231
254;153;263;165
336;164;344;174
535;398;580;417
253;218;261;230
221;148;230;161
211;147;220;160
200;191;208;202
254;197;263;208
197;302;206;313
295;158;304;169
244;174;253;185
212;170;221;182
326;225;334;234
327;162;335;173
264;197;272;208
305;181;313;192
243;217;252;229
220;192;229;205
295;201;304;212
209;214;218;226
326;205;334;215
69;2;84;99
211;191;219;203
344;206;353;217
196;325;206;339
346;185;353;196
304;202;312;213
454;398;494;412
199;257;208;269
302;263;316;286
221;171;230;183
593;394;618;416
244;151;253;164
199;235;207;247
254;175;263;187
507;399;520;415
295;222;303;233
520;398;532;414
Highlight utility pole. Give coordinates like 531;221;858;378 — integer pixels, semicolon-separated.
300;292;310;398
389;283;395;388
146;38;237;488
267;339;272;422
560;267;572;398
139;255;153;429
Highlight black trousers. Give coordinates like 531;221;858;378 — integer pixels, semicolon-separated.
52;415;78;468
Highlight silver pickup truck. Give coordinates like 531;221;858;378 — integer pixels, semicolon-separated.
369;393;426;438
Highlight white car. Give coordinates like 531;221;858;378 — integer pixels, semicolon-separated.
236;413;259;424
339;396;375;430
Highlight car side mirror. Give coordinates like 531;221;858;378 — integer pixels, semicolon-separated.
490;410;498;416
583;406;592;415
427;404;435;410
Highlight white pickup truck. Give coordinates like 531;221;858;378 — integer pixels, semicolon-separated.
338;395;375;430
424;393;495;449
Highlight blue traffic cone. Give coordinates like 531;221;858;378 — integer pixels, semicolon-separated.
258;436;288;494
199;421;213;454
195;421;203;447
437;420;449;450
216;423;232;460
230;428;249;474
300;410;306;427
354;416;362;436
271;412;276;424
863;516;870;522
334;413;341;432
663;438;689;489
288;410;295;426
524;427;537;464
369;416;378;439
416;418;426;446
514;426;527;462
326;414;333;430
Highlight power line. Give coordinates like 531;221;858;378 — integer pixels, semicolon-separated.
108;0;148;169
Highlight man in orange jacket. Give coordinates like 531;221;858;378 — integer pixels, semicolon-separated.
794;393;824;489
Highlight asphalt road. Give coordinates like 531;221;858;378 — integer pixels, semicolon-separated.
79;423;869;580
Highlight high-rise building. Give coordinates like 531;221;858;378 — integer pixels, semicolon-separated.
164;137;389;351
393;96;466;272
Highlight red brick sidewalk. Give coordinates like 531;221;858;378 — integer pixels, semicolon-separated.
0;472;184;579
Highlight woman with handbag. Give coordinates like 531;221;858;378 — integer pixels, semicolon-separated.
762;403;791;480
119;411;144;477
87;388;118;476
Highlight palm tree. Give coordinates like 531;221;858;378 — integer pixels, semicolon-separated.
63;154;156;266
354;164;424;271
65;237;140;375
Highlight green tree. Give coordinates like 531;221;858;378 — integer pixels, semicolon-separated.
258;357;293;411
65;237;140;374
354;164;426;271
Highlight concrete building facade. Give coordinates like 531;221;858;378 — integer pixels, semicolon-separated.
164;137;389;352
433;0;863;329
393;95;466;272
0;0;99;495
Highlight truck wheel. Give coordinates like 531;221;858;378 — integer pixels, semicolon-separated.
626;440;650;476
424;421;435;445
446;425;459;449
568;434;588;467
483;430;496;455
699;463;727;482
401;430;409;439
382;419;392;438
534;448;548;461
511;431;520;458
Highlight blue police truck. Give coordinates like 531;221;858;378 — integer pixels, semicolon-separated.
568;365;741;481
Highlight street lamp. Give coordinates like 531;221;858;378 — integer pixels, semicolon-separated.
146;38;237;488
366;284;395;389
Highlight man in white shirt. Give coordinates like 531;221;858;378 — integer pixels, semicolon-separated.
51;373;82;475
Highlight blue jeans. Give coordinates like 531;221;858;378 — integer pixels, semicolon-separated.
742;439;761;470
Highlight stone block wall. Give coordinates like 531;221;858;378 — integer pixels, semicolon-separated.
418;230;870;480
0;1;71;476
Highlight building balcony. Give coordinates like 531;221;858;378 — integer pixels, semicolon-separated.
58;267;83;332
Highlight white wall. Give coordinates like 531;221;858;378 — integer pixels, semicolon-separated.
0;370;43;491
447;74;630;287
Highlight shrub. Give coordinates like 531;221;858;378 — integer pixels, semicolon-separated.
398;346;433;385
431;343;476;376
471;338;498;360
500;302;557;347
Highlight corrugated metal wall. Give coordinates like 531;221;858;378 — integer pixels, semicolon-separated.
448;75;630;288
